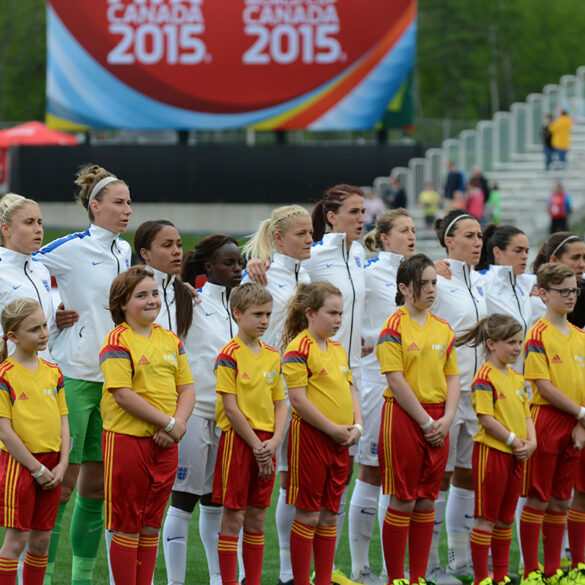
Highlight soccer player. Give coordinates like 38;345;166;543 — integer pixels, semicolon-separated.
213;283;287;585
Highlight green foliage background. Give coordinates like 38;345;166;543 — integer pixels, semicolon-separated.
1;1;585;122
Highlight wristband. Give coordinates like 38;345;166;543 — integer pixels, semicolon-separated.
354;423;364;436
578;407;585;420
420;416;434;431
31;464;46;478
164;417;176;433
505;432;516;446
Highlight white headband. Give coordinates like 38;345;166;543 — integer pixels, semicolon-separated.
89;177;118;203
551;235;580;258
444;213;473;238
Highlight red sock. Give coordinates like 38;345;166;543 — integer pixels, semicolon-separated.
0;558;18;585
313;525;336;585
290;520;315;585
22;552;48;585
543;510;567;575
110;533;139;585
520;505;545;577
242;531;264;585
470;528;492;583
491;526;513;583
383;508;411;581
218;534;239;585
568;508;585;567
136;534;159;585
409;510;435;582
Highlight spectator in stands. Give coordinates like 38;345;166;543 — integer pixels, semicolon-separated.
470;166;489;203
542;114;553;170
465;178;485;224
485;182;502;224
549;110;573;168
419;182;441;228
450;190;466;211
364;189;386;231
547;181;572;233
386;175;407;209
443;161;465;201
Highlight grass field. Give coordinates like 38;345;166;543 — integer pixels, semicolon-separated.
37;466;523;585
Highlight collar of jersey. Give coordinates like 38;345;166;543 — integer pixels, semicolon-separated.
89;223;123;244
0;246;31;266
203;281;229;299
272;252;302;270
378;251;403;268
150;265;175;289
444;258;473;281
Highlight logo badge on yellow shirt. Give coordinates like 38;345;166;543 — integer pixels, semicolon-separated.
138;355;151;366
551;354;562;364
241;372;250;380
432;344;446;357
18;392;28;400
407;342;420;351
319;368;328;375
263;371;277;384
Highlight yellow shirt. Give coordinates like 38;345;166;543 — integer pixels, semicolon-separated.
376;307;459;403
524;318;585;407
215;336;285;432
100;323;193;437
419;189;440;217
0;358;67;453
283;330;354;426
472;362;530;454
550;114;572;150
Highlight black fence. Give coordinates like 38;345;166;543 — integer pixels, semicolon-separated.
9;143;424;203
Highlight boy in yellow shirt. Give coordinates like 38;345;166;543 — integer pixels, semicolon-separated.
213;283;287;585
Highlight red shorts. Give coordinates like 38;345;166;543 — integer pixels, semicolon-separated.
0;451;61;531
287;415;349;513
473;442;524;524
524;405;580;502
576;451;585;493
102;431;177;533
212;429;275;510
378;399;448;501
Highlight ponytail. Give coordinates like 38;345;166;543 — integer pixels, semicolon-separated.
172;278;194;339
456;314;523;351
363;208;411;252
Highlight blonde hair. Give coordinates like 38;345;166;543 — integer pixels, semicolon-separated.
229;283;273;318
0;193;39;246
363;208;411;252
75;164;126;221
281;281;342;349
242;205;310;259
0;298;42;362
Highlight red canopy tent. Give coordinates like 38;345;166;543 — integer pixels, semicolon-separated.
0;121;77;184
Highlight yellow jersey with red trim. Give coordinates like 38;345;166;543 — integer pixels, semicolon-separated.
376;307;459;403
100;323;193;437
214;336;285;432
472;362;530;454
282;329;354;426
0;357;67;453
523;318;585;406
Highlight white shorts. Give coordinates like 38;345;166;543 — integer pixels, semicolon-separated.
445;391;477;472
349;368;362;458
174;413;220;496
357;375;385;467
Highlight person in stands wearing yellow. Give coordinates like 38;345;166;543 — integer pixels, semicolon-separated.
549;110;573;168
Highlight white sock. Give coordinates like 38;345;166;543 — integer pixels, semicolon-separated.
238;528;245;581
348;480;379;576
17;548;25;585
429;490;447;570
275;488;295;582
515;497;526;567
104;529;115;585
446;486;474;568
200;505;223;585
335;485;349;552
562;525;570;558
162;506;192;585
378;491;390;577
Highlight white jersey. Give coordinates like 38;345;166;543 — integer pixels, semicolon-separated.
242;252;310;350
360;251;403;381
151;267;178;334
481;264;538;371
431;259;487;392
36;224;131;382
0;246;57;361
302;232;366;371
182;281;237;420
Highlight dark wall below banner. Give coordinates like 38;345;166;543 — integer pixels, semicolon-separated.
9;144;424;203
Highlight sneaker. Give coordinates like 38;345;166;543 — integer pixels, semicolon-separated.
391;580;409;585
427;566;463;585
416;579;436;585
498;577;512;585
447;563;474;584
474;579;495;585
350;567;386;585
520;571;546;585
545;569;565;585
561;559;574;573
564;564;585;585
332;569;361;585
